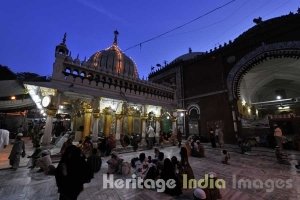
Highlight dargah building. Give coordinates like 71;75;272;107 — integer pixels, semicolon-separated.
24;31;179;146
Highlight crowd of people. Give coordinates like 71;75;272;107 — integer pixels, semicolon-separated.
4;121;300;200
104;145;224;199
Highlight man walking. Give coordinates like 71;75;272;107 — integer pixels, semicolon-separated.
177;129;182;147
274;124;283;149
9;133;25;170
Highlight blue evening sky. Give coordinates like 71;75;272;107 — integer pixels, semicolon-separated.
0;0;299;79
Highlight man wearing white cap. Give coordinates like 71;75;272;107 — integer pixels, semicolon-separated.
193;188;207;199
8;133;25;170
36;150;52;174
0;129;10;151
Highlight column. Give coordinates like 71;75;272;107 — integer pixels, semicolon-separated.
70;120;75;132
155;118;161;144
103;114;112;137
172;118;177;135
141;116;147;145
41;108;57;147
92;110;100;142
115;114;122;146
128;115;133;135
83;104;93;139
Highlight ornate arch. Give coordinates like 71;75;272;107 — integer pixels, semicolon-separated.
186;103;200;116
227;41;300;101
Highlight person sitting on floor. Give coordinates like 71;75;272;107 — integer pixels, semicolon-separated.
144;158;159;181
192;140;205;158
157;152;165;174
36;150;53;174
107;152;123;174
148;156;152;163
134;153;149;179
28;145;43;169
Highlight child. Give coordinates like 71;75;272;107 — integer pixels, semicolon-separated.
148;156;152;163
222;150;230;164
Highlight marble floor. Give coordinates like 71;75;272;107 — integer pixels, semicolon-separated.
0;144;300;200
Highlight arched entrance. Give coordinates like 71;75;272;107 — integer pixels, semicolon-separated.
227;42;300;148
187;104;200;136
161;112;172;134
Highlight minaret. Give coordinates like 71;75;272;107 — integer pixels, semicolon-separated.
53;33;70;81
113;30;119;45
55;32;69;57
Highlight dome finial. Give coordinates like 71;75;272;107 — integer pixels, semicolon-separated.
113;30;119;45
62;32;67;44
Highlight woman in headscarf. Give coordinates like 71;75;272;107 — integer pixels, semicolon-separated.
160;158;182;196
178;147;195;188
55;145;92;200
107;151;123;174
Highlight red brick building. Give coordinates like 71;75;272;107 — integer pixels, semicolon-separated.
149;12;300;145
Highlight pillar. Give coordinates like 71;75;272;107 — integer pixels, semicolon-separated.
128;115;133;135
70;120;74;132
104;114;112;137
141;116;147;145
41;108;57;147
83;105;93;139
115;114;122;146
172;118;177;135
92;110;100;142
155;118;161;142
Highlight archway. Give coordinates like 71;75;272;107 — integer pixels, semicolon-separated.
227;42;300;147
187;104;200;136
161;112;172;135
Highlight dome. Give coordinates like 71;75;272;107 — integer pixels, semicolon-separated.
171;52;204;63
87;31;139;79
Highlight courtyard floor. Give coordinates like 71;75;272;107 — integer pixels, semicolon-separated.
0;142;300;200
